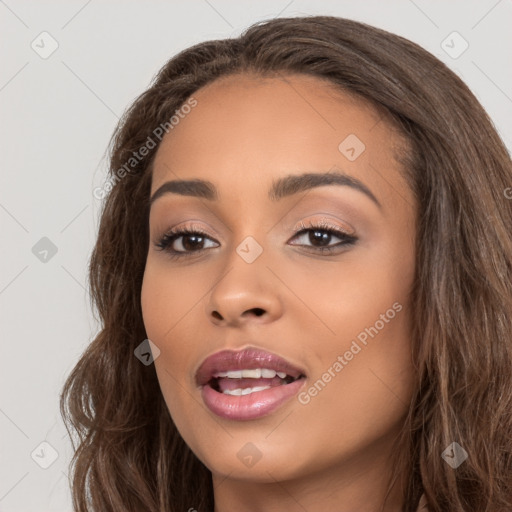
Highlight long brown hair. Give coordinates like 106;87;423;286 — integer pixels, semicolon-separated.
60;15;512;511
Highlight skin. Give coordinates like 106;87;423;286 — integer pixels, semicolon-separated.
141;73;418;512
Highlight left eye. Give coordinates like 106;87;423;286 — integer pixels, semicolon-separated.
290;226;357;251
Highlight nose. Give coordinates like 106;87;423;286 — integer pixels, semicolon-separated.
205;248;284;327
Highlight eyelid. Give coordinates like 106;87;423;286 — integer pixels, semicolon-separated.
292;217;356;237
155;220;221;239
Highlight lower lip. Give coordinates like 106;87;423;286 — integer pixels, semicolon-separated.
201;378;306;421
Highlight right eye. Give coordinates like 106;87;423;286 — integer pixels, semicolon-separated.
155;227;220;257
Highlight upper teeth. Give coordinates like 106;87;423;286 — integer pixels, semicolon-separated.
214;368;288;379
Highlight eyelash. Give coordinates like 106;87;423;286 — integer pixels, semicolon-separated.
154;221;358;259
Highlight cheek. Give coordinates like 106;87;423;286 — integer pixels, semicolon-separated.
140;262;192;389
308;266;414;425
140;257;216;394
141;258;202;339
140;262;204;433
284;242;413;341
287;240;415;409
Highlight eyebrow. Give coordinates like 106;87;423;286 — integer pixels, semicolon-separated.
149;171;381;209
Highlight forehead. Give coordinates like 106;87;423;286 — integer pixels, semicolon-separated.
151;73;410;208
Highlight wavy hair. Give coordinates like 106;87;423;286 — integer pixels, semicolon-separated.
60;15;512;512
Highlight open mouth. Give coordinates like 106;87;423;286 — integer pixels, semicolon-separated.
196;347;307;420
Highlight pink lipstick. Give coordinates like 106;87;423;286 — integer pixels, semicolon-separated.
195;347;306;421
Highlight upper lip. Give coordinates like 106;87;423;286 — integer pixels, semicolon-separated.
195;346;307;387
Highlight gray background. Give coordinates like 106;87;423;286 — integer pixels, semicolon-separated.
1;0;511;510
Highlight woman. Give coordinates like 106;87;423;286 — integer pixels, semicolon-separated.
60;15;512;512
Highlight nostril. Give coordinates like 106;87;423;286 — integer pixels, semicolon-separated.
212;308;265;320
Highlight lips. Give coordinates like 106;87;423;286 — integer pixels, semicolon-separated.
195;347;307;421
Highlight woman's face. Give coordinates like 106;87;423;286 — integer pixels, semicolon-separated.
141;73;417;485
